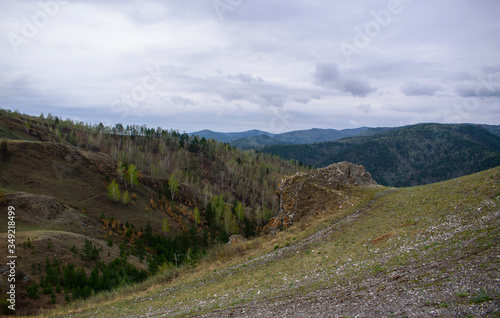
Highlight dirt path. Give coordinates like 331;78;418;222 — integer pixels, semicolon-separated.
76;193;106;205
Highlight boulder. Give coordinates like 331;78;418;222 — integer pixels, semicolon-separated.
227;235;248;245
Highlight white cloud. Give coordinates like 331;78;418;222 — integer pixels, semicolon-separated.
1;0;500;131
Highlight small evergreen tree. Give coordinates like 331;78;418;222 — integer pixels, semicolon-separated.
27;282;40;299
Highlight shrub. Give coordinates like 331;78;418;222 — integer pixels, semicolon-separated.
27;282;40;299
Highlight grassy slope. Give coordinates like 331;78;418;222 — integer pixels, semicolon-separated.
41;166;500;317
0;140;185;236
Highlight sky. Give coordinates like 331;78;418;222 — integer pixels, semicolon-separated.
1;0;499;133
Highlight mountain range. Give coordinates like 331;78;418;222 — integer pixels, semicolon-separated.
261;123;500;187
190;127;384;148
191;125;500;149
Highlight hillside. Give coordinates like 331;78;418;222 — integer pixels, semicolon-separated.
0;109;307;315
34;164;500;317
261;123;500;187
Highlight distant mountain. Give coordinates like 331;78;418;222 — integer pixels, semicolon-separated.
191;127;372;148
355;127;395;137
483;124;500;137
189;129;271;143
231;134;294;148
275;127;370;145
191;125;500;151
260;123;500;187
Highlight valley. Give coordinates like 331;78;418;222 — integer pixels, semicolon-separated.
0;109;498;316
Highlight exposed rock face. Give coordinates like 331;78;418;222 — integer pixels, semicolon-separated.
267;162;375;233
308;161;376;187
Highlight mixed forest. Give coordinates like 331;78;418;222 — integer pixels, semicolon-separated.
261;123;500;187
0;108;307;314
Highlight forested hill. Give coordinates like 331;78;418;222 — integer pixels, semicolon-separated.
260;123;500;187
0;108;308;315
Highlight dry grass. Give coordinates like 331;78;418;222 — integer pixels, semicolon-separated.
24;167;500;317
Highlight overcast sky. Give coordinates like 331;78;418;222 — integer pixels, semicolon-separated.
1;0;499;133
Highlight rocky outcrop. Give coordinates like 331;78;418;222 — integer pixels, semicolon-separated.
227;235;248;245
267;162;375;233
3;192;104;237
306;161;376;187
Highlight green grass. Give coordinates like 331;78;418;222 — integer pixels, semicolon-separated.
31;166;500;317
470;290;495;304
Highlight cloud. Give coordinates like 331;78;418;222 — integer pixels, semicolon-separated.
455;82;500;98
401;81;442;96
453;67;500;98
1;1;500;131
226;73;263;83
312;63;340;88
341;77;377;97
169;95;197;106
357;103;372;113
312;63;377;97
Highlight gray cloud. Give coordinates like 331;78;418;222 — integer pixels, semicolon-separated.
455;82;500;98
357;103;372;113
341;77;377;97
454;67;500;98
169;95;197;106
226;73;264;84
313;63;376;97
1;0;500;131
401;81;442;96
312;63;340;88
